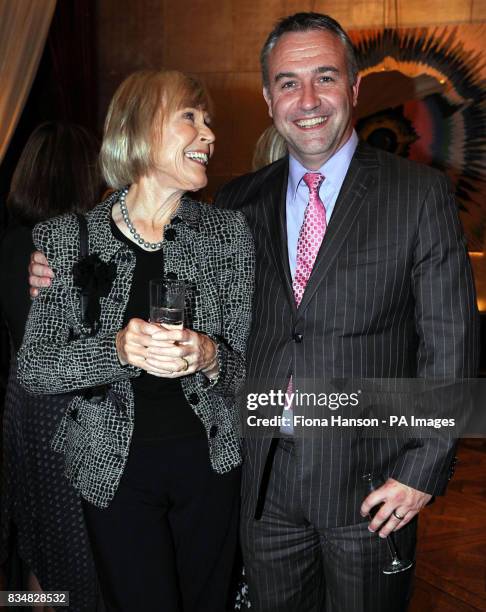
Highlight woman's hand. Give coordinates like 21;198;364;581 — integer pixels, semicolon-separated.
145;327;219;379
116;321;218;379
115;318;165;368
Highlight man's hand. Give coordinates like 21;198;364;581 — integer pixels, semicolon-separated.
360;478;432;537
29;251;53;297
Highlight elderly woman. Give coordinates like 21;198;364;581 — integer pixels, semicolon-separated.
18;69;254;612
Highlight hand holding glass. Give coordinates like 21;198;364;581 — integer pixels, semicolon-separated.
149;279;185;329
362;473;413;575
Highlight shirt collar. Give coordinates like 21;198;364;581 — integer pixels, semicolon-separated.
288;130;359;201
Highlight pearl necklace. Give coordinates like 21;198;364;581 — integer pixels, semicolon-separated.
119;187;164;250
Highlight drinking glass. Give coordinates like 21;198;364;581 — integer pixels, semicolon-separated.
362;473;414;575
149;279;185;329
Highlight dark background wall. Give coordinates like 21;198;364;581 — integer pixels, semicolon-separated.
95;0;486;194
3;0;485;200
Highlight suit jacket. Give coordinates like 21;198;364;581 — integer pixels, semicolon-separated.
18;191;255;508
215;141;479;527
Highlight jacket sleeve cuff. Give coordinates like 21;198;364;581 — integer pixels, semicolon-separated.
199;335;243;397
388;439;458;496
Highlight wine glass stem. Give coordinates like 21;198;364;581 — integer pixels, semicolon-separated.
385;534;400;561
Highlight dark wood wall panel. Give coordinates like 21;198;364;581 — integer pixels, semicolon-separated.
163;0;233;72
203;72;270;189
96;0;485;191
96;0;166;124
231;1;313;72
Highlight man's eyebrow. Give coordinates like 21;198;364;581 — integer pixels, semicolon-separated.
315;66;340;75
274;66;340;83
274;71;297;83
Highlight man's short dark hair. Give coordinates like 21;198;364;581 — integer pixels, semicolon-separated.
260;12;359;90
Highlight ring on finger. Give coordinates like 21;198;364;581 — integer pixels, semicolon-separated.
180;357;189;372
393;509;405;521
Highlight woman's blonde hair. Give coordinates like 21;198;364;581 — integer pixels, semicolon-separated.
252;125;287;171
100;69;212;188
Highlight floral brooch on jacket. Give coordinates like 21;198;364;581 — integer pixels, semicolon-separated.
73;254;116;334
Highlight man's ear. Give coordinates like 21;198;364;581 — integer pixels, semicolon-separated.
263;87;273;119
352;75;361;108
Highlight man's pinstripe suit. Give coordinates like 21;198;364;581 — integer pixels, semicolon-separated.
215;141;479;611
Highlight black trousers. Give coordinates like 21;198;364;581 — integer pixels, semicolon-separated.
82;436;241;612
241;438;416;612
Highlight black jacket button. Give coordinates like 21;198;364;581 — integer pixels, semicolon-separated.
165;228;176;241
293;333;303;343
209;425;218;438
189;393;199;405
166;271;178;280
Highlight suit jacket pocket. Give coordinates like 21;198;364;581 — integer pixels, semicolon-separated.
343;244;400;267
63;413;127;505
70;390;130;453
64;416;91;485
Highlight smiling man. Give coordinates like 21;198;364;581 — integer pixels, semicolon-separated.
262;27;359;169
216;12;478;612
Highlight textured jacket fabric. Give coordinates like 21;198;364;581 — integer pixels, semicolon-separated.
18;190;255;508
215;142;479;526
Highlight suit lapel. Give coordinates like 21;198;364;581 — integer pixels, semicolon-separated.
297;142;379;314
261;158;297;314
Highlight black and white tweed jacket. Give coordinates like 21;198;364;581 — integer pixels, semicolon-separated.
18;190;255;508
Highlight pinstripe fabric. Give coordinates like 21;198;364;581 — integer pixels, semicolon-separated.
216;141;479;610
240;439;417;612
216;142;479;522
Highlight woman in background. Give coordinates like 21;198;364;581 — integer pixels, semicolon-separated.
251;124;287;171
0;122;102;611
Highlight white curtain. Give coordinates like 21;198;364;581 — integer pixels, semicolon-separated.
0;0;57;164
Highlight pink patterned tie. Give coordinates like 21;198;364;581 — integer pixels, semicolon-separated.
283;173;326;431
292;172;326;305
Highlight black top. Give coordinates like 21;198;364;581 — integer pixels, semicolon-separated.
110;219;205;443
0;222;34;352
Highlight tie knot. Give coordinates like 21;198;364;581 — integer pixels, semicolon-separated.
303;172;324;194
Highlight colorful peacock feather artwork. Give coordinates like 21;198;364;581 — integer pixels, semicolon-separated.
350;26;486;252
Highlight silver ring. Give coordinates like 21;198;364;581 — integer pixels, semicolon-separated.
393;509;405;520
180;357;189;372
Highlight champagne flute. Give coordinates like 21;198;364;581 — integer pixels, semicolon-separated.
149;279;185;329
362;473;414;575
